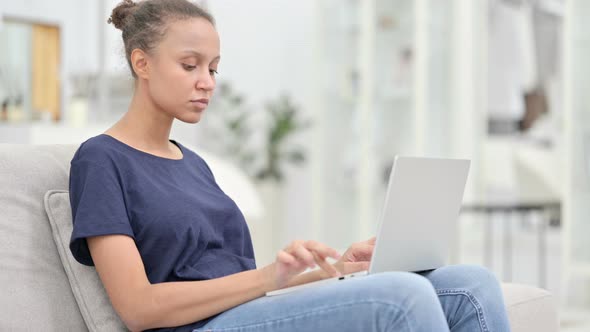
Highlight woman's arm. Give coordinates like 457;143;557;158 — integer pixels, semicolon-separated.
88;234;275;331
88;235;341;331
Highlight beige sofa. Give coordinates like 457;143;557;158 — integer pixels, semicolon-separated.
0;143;560;331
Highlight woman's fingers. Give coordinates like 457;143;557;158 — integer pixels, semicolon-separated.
303;240;341;278
341;261;370;275
312;251;341;278
354;243;375;260
277;250;297;266
282;240;342;277
304;240;341;260
365;236;376;245
354;236;376;247
292;243;316;268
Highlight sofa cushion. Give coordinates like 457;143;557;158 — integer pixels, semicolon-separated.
44;190;127;332
0;144;87;331
502;283;559;332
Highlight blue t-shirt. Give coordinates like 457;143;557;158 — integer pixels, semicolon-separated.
68;134;256;331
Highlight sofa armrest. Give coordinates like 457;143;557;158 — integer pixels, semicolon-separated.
502;283;559;332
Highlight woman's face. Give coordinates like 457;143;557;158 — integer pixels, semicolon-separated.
147;18;220;123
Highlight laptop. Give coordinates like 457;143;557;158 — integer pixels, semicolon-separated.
265;156;470;297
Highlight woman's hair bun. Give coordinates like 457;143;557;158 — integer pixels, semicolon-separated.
107;0;137;30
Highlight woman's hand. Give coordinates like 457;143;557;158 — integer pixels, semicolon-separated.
330;236;376;276
263;240;342;289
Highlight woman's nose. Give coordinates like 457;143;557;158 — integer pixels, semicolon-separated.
196;69;215;91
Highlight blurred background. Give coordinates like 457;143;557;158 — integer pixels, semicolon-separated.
1;0;589;329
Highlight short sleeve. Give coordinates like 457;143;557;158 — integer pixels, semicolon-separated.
196;154;222;190
68;160;135;266
201;159;217;182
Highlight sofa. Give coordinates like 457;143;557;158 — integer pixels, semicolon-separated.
0;143;560;331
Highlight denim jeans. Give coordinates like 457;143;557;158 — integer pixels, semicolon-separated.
193;264;511;332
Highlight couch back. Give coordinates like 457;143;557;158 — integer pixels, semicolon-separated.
0;143;88;330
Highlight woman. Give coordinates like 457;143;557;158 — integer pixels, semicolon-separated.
68;0;512;331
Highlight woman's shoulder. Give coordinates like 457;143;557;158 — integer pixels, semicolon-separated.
71;134;121;167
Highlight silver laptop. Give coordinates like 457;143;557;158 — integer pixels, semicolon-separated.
266;156;470;297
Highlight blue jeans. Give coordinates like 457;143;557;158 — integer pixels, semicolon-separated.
193;264;511;332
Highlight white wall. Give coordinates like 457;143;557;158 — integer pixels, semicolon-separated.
207;0;315;106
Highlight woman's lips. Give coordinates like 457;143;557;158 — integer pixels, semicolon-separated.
190;99;209;109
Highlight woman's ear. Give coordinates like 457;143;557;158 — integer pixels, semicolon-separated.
130;48;150;80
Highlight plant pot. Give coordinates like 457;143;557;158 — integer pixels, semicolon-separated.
253;180;285;266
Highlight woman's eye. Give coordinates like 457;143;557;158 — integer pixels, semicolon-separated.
209;69;219;76
182;64;196;71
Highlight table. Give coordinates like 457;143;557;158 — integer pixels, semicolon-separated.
461;200;561;288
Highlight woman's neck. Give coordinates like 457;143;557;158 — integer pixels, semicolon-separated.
107;84;176;152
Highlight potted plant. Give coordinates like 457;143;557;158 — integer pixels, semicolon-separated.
255;94;311;183
203;82;310;184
